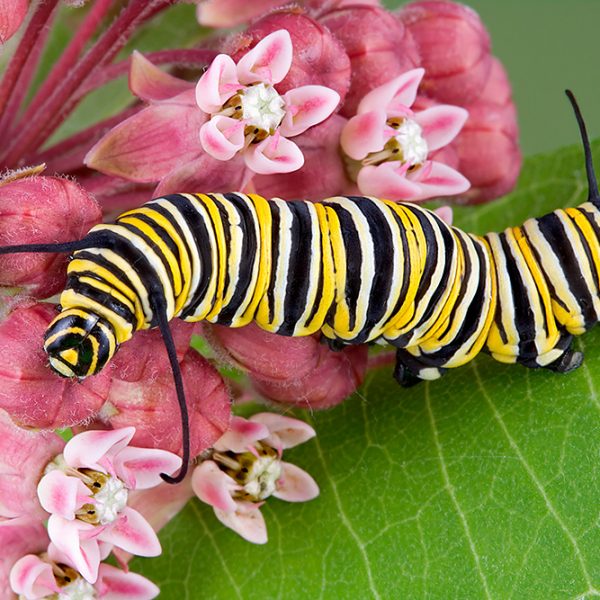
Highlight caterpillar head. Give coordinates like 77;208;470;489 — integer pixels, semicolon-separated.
43;308;118;378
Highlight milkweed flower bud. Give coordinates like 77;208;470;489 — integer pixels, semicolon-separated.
208;323;368;409
0;302;111;428
192;413;318;544
398;0;492;106
229;12;351;104
103;321;231;458
454;57;521;203
320;4;419;117
0;410;64;521
252;343;368;410
0;174;102;298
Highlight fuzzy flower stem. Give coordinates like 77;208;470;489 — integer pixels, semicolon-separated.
2;0;175;166
18;0;115;131
0;0;59;135
0;15;52;138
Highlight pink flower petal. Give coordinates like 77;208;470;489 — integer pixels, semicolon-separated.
273;461;319;502
340;110;387;160
249;413;316;449
415;105;468;152
357;68;425;114
0;0;27;44
85;90;206;182
280;85;340;137
112;446;182;490
213;416;269;453
244;134;304;174
199;115;245;161
64;428;136;473
214;501;268;544
97;563;160;600
434;205;453;226
129;51;194;102
408;160;471;200
37;470;91;519
357;162;423;200
98;507;161;557
196;54;241;114
154;153;250;197
47;515;101;584
9;555;58;598
196;0;282;28
236;29;293;85
192;461;239;513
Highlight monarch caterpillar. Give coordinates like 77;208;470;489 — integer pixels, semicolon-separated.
1;91;597;485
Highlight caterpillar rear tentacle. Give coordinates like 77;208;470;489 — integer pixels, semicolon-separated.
0;90;597;485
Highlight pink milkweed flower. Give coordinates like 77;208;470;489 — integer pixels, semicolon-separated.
192;413;319;544
196;29;340;175
340;68;470;202
36;427;181;583
10;553;159;600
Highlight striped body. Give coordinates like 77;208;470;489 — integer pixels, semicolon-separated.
48;192;600;381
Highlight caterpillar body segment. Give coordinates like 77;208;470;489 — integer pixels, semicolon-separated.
48;189;600;388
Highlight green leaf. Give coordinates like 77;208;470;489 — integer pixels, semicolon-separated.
131;141;600;598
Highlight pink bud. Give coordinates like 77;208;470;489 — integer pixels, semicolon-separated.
455;58;521;203
0;176;102;298
398;0;491;105
0;0;28;44
253;343;368;410
0;302;111;428
228;11;351;105
0;411;64;520
254;115;349;201
208;323;367;409
320;5;420;117
104;322;230;458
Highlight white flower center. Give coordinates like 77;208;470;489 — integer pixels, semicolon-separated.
241;83;286;132
93;476;128;525
394;118;428;166
243;454;282;501
56;577;96;600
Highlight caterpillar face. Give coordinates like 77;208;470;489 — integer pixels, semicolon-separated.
43;308;118;378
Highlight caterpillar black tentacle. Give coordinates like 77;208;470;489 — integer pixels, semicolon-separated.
0;90;598;484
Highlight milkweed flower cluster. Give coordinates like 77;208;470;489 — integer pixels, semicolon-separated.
0;0;522;592
0;418;176;597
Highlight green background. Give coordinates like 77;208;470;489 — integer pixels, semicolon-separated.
386;0;600;156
